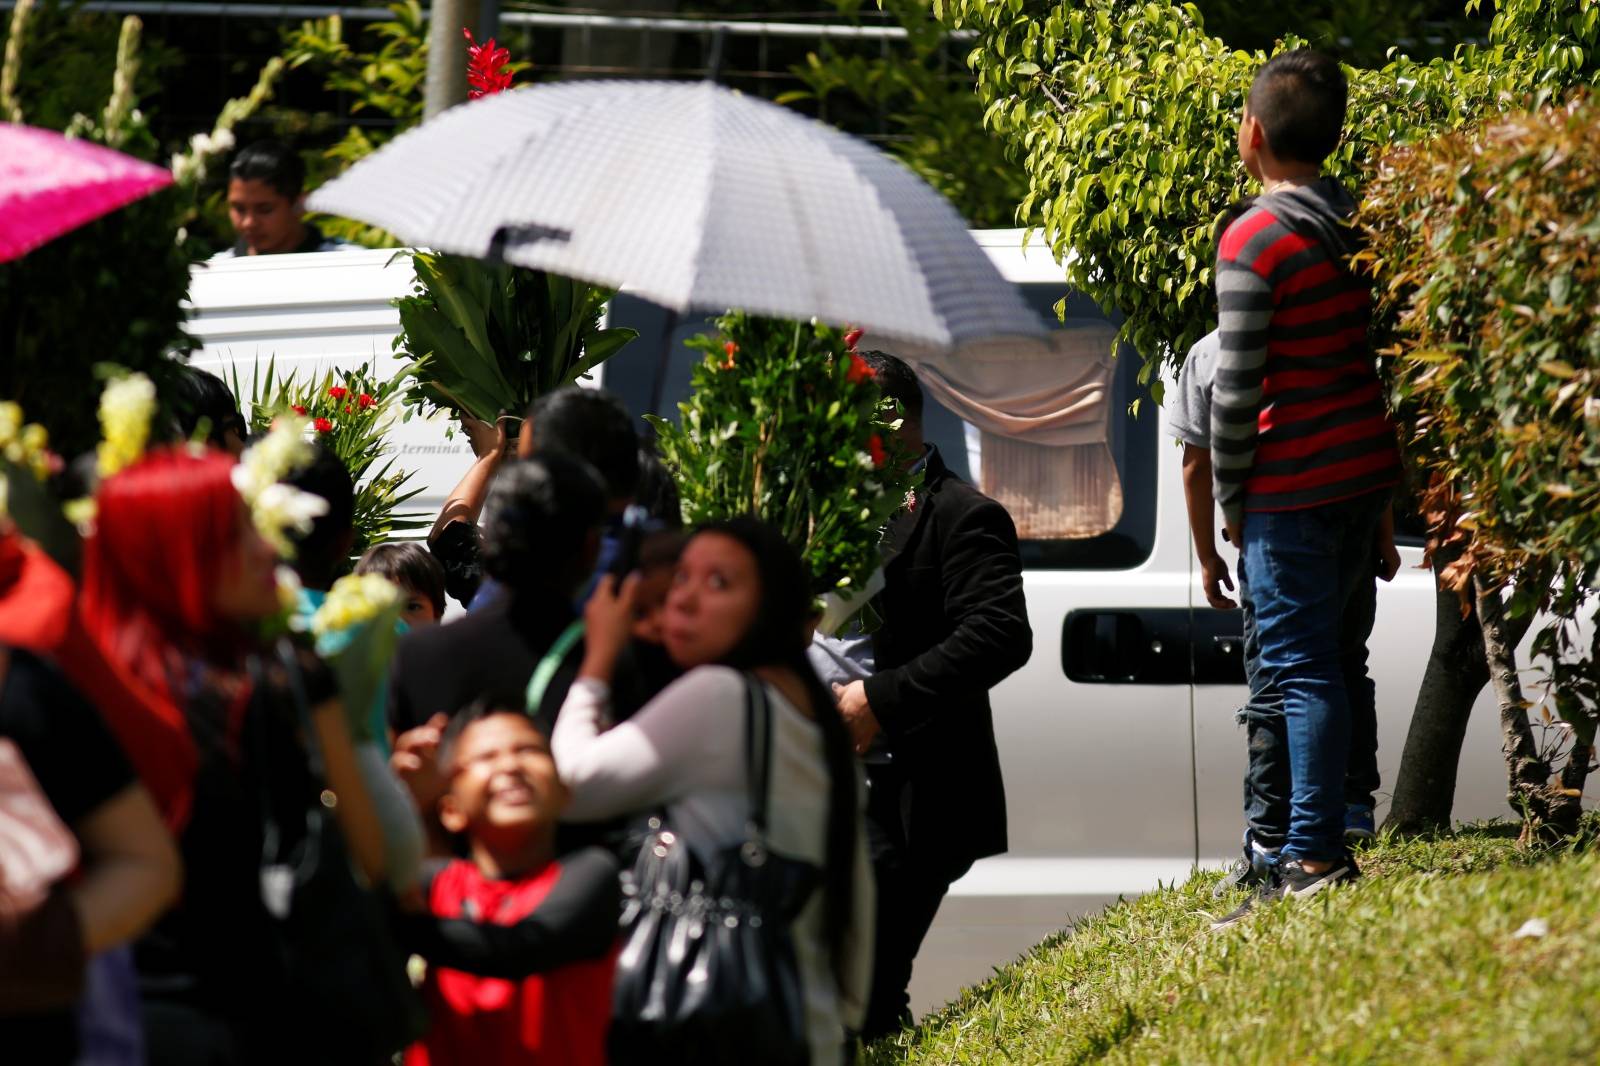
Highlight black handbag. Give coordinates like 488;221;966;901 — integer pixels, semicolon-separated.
608;673;822;1066
255;641;427;1064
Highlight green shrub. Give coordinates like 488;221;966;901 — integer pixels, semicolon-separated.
648;313;917;609
1359;94;1600;739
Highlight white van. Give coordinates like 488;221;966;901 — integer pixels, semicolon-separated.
185;235;1516;1016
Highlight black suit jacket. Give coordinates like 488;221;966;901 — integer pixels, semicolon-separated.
388;587;582;734
864;447;1031;877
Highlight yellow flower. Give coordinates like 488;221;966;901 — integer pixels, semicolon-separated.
96;373;158;478
311;572;401;637
0;401;55;519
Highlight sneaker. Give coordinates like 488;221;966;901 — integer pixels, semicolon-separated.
1210;878;1278;930
1211;834;1279;899
1277;856;1360;899
1344;804;1376;842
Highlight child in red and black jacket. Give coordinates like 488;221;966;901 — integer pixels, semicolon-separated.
394;701;618;1066
1209;48;1400;911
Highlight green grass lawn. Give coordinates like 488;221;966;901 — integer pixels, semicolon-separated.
864;817;1600;1065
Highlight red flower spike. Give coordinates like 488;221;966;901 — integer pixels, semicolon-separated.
314;418;334;434
720;340;737;370
464;28;515;98
358;393;375;409
846;353;875;385
291;404;307;416
843;328;864;351
868;434;887;469
327;386;348;400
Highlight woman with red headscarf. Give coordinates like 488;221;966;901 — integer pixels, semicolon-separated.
63;447;392;1065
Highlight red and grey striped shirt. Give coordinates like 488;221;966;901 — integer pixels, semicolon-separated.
1209;179;1399;524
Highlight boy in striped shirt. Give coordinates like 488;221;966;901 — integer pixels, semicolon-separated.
1209;50;1400;902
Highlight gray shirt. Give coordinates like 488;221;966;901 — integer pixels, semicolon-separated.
1167;329;1220;449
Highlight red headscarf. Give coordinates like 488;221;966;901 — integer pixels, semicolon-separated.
0;528;74;651
70;447;250;829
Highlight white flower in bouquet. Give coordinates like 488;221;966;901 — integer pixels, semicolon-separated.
232;417;327;558
312;572;402;638
95;373;158;478
252;482;329;558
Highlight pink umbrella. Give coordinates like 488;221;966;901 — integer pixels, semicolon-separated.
0;123;173;262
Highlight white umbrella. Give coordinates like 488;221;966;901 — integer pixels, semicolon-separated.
307;80;1045;350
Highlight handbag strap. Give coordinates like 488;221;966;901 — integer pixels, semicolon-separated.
742;672;774;838
525;619;586;716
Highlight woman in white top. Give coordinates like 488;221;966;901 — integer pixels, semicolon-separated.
551;517;874;1065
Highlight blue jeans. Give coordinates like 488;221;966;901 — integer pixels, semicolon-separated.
1238;553;1381;852
1239;492;1388;861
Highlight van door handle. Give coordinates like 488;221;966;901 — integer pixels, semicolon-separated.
1061;609;1191;685
1193;610;1248;686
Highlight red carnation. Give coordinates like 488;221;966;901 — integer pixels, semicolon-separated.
846;352;875;385
313;417;334;434
327;386;348;400
344;405;353;414
843;328;864;352
358;393;376;408
464;28;514;99
291;404;307;416
867;433;887;469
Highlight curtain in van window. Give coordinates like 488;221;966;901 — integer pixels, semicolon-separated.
910;321;1123;540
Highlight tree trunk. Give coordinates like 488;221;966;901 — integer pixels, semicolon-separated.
1383;542;1491;835
425;0;480;121
1474;575;1570;843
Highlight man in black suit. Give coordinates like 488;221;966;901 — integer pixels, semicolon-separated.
834;352;1032;1041
387;454;608;737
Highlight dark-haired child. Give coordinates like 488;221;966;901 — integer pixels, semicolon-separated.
357;541;448;627
395;703;618;1066
1210;49;1401;906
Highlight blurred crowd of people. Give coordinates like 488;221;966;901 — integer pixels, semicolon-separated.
1;351;1033;1066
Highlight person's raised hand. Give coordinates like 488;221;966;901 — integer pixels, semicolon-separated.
390;712;450;810
580;572;641;681
832;680;881;755
461;412;509;461
1200;552;1238;610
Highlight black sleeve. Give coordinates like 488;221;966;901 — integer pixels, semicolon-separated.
397;847;620;978
864;497;1033;739
0;649;135;825
429;520;484;608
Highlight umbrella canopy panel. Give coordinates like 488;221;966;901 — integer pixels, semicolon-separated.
309;81;1044;350
0;123;173;263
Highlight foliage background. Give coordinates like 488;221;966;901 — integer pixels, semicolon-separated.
926;0;1595;396
0;7;192;460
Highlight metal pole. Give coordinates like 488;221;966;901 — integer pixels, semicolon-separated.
424;0;478;121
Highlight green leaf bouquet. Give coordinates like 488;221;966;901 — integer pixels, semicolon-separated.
649;312;919;619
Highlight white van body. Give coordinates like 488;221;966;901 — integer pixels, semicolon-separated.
186;235;1520;1016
